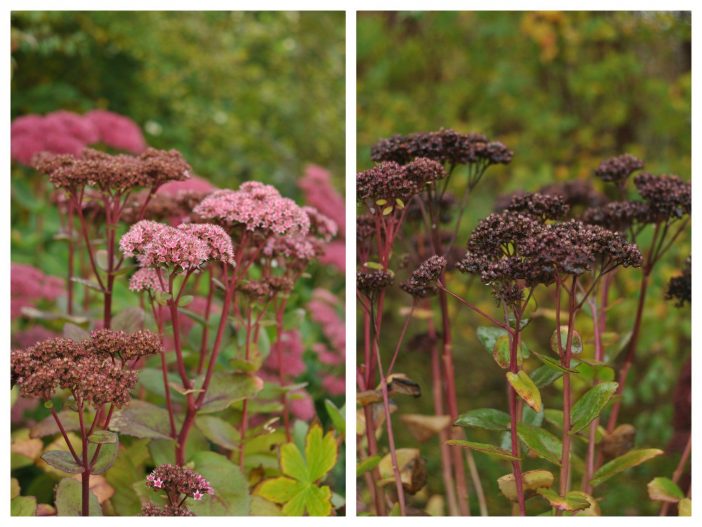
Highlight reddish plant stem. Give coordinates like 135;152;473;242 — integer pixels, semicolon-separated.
150;301;178;439
361;309;386;515
67;200;75;315
606;271;650;433
88;405;115;467
275;297;292;442
387;299;415;375
660;434;691;515
370;301;407;516
77;399;90;517
556;277;578;513
51;408;80;463
197;270;215;375
507;310;526;516
428;314;459;515
438;284;470;516
238;304;254;470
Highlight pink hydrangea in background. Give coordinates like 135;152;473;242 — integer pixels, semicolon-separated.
11;109;146;166
11;263;65;319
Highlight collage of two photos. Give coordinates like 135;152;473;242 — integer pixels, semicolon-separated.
8;9;692;519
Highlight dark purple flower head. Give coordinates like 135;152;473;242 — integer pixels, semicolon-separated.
357;269;394;293
400;255;447;298
539;180;607;209
581;201;650;232
357;158;446;203
237;279;274;300
634;173;691;222
356;215;376;241
595;154;644;184
666;256;691;307
505;192;569;222
371;128;513;166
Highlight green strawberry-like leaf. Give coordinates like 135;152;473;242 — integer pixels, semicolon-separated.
255;424;337;516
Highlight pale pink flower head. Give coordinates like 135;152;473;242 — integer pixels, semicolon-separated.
129;267;166;293
303;206;338;242
263;234;321;264
85;109;146;153
194;182;310;236
120;220;209;271
177;223;235;265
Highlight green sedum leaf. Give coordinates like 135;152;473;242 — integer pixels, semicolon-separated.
536;488;591;512
570;382;618;433
196;415;240;450
517;424;562;466
41;450;83;474
647;477;684;503
506;370;542;412
189;451;250;516
324;399;346;436
356;455;381;477
455;408;511;431
55;477;102;516
590;448;663;487
446;440;520;461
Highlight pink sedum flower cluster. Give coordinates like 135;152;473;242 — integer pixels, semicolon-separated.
194;182;310;236
145;464;213;501
129;267;166;293
11;110;145;165
121;220;234;271
298;164;345;236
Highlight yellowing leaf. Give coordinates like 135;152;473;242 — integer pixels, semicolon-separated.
305;425;337;482
506;370;542;412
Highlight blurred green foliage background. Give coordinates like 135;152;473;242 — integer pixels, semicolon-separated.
357;11;690;516
11;11;345;195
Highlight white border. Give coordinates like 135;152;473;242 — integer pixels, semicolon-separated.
3;2;699;525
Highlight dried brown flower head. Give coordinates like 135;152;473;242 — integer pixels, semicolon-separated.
400;256;447;298
634;173;691;222
505;192;569;222
666;256;691;307
357;158;446;202
357;269;394;294
595;154;644;184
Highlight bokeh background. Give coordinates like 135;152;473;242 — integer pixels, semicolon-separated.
357;11;690;515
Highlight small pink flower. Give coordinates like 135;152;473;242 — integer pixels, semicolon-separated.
192;491;203;501
152;478;163;489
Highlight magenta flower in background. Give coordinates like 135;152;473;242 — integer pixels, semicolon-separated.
85;109;147;153
308;288;345;356
11;263;65;319
11;109;146;166
319;240;346;272
156;175;216;196
298;164;345;236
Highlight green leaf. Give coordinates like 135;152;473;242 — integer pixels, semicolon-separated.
455;408;510;431
324;400;346;436
196;415;240;450
506;370;542;412
55;477;102;516
446;440;520;461
109;400;173;440
531;364;564;388
90;440;119;475
356;455;381;477
197;372;264;414
550;326;583;355
306;425;337;482
178;294;194;307
531;350;577;373
517;424;562;466
250;495;282;516
189;451;250;516
41;450;83;474
536;488;591;512
105;438;150;516
255;425;337;516
11;496;36;516
111;307;145;333
570;382;618;433
648;477;684;503
590;448;663;487
88;430;118;445
476;326;507;353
